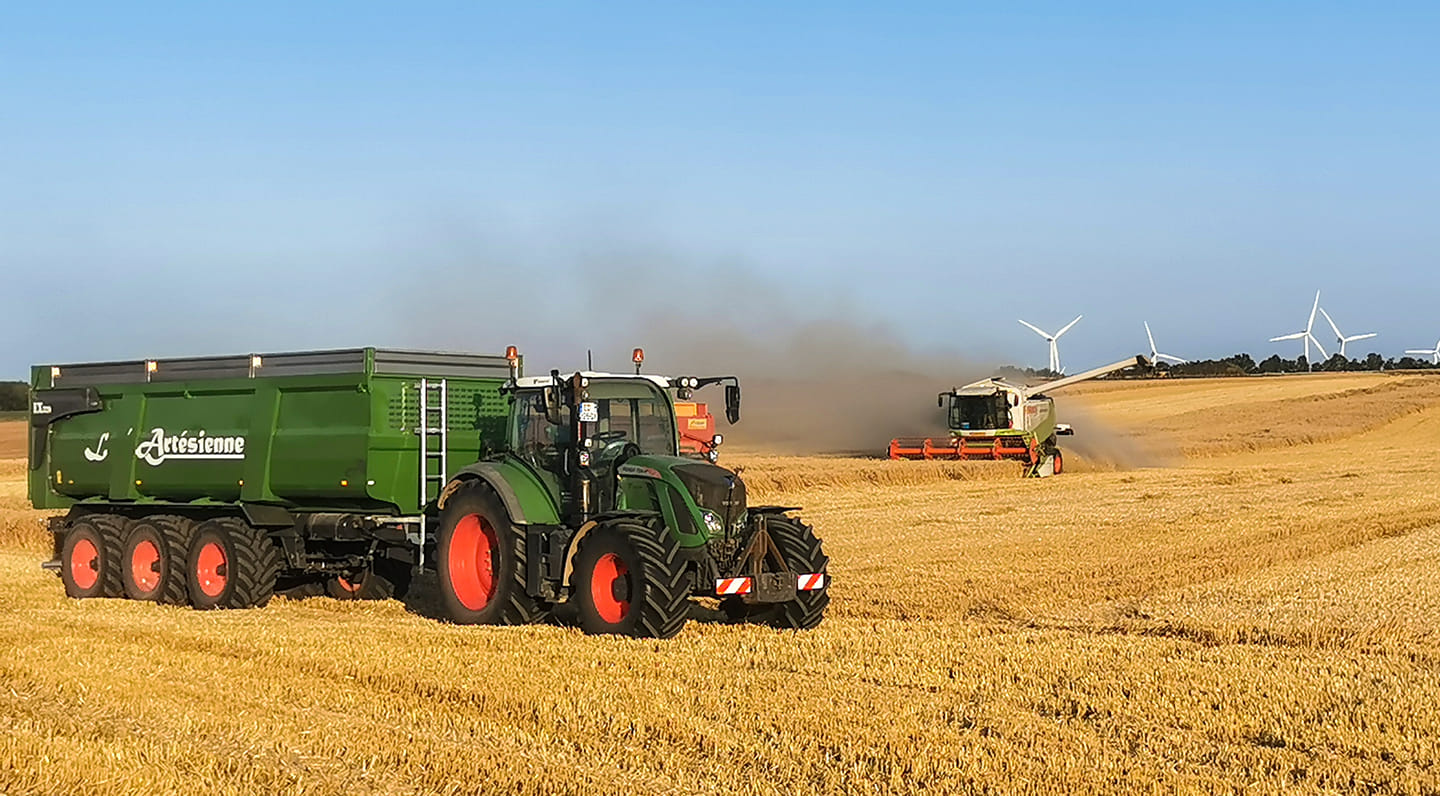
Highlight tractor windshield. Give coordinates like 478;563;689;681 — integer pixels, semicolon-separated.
948;392;1012;432
585;379;678;456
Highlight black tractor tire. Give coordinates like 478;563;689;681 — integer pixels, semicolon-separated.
120;515;192;604
572;516;691;639
436;481;548;625
326;557;412;601
185;518;280;610
723;515;829;631
60;515;127;599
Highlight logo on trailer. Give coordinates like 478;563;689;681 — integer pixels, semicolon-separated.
135;428;247;466
84;432;110;462
32;401;52;415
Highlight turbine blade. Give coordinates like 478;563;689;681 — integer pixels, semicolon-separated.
1319;307;1343;340
1144;321;1157;352
1307;291;1320;332
1018;319;1052;339
1308;333;1328;359
1055;315;1083;338
1158;353;1187;364
1270;333;1306;342
1346;333;1377;342
1405;349;1433;355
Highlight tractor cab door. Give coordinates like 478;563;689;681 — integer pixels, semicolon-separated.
510;390;569;506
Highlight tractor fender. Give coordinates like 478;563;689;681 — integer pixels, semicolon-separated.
558;511;664;589
439;462;561;526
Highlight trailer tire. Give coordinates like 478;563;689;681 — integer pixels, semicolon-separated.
573;516;690;639
121;515;191;604
437;481;547;625
186;518;280;610
327;558;411;601
60;515;126;599
742;515;829;631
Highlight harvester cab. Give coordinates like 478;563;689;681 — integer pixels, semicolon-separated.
433;347;826;638
889;355;1150;476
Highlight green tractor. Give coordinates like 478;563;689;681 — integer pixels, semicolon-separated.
433;348;829;637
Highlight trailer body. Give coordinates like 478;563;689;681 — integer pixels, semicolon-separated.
30;348;510;516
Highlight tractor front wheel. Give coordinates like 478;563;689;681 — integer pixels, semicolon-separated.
572;517;691;639
722;515;829;631
436;481;547;625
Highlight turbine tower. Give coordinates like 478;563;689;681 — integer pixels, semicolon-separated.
1269;290;1328;371
1317;307;1377;359
1018;315;1082;374
1405;339;1440;365
1144;322;1187;365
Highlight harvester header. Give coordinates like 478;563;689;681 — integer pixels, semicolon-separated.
890;355;1150;476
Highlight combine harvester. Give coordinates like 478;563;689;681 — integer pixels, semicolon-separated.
27;346;826;638
889;355;1150;476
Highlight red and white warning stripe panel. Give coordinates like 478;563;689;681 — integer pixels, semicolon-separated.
715;577;752;595
797;573;826;591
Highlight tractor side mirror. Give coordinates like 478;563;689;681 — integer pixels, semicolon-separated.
937;392;946;408
544;369;564;425
724;383;741;424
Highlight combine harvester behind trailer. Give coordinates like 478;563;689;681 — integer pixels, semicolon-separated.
889;355;1150;476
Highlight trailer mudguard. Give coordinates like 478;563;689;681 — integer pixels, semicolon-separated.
441;461;561;526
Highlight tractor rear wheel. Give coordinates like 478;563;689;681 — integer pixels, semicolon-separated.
326;557;412;601
60;515;127;599
185;518;280;610
572;516;691;639
437;481;547;625
722;515;829;630
121;515;191;604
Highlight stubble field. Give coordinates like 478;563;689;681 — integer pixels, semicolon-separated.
2;373;1438;794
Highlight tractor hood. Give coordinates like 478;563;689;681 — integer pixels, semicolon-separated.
617;456;747;538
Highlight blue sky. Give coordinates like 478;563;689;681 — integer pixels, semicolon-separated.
3;2;1438;377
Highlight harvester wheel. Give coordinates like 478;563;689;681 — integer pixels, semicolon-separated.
1052;449;1064;475
572;516;690;639
437;481;547;625
326;558;412;601
185;518;280;610
121;515;191;604
723;514;829;630
60;515;127;599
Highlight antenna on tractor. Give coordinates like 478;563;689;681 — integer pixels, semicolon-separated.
587;349;593;371
1269;290;1327;371
632;347;644;374
1017;315;1082;374
1317;306;1376;359
1143;322;1187;365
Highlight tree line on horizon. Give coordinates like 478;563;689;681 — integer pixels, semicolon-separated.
997;352;1437;381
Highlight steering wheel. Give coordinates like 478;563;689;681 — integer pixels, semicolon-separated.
593;430;629;444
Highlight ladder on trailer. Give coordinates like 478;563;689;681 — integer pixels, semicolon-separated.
415;378;448;569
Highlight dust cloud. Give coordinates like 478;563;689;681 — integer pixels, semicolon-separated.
1050;400;1178;471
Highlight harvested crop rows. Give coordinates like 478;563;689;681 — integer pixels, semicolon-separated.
3;373;1438;794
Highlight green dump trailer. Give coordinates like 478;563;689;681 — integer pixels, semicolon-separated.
30;347;828;638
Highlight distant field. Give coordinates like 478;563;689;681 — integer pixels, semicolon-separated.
2;372;1438;794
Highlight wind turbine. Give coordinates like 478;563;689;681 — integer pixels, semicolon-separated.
1317;307;1377;359
1018;315;1082;374
1405;339;1440;365
1269;290;1328;371
1144;322;1187;365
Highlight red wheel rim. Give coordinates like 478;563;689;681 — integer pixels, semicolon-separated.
1054;452;1063;474
130;538;161;593
196;541;228;598
590;552;631;624
336;575;361;594
70;537;99;590
449;514;498;611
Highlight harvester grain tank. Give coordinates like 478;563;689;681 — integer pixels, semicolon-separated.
888;355;1150;476
28;346;827;637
